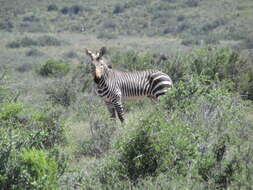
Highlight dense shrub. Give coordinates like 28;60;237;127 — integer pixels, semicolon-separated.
16;148;59;189
82;82;253;189
36;59;70;77
97;32;117;39
7;37;38;48
7;36;63;48
77;119;116;158
31;109;66;149
0;148;59;190
116;125;159;181
162;47;253;100
48;4;58;11
60;5;83;15
185;0;199;7
16;63;32;73
37;35;63;46
46;79;77;107
23;15;40;22
63;51;79;59
0;101;66;149
0;100;65;189
0;20;13;31
113;4;125;14
25;48;43;57
111;50;157;71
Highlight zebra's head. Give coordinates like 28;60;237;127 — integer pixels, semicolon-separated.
85;47;110;79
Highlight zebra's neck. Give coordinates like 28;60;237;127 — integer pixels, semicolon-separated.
94;69;110;87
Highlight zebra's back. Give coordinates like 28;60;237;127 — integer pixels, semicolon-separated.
113;70;172;100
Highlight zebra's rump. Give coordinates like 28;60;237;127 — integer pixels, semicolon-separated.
149;72;172;97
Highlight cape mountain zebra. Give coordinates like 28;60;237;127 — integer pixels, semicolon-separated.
85;47;173;122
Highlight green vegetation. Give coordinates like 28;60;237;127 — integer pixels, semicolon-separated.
36;59;70;77
77;47;253;189
7;36;64;48
0;0;253;189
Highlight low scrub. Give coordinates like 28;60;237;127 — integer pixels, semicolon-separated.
82;84;253;189
36;59;70;77
0;101;66;189
78;47;253;189
25;48;44;57
60;5;83;15
7;36;64;48
46;79;77;107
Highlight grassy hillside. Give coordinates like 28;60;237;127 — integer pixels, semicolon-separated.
0;0;253;189
1;0;253;46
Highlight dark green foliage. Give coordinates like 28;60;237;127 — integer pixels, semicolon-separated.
118;126;158;181
79;47;253;189
60;5;83;15
16;63;32;73
15;148;59;190
23;15;40;22
0;148;59;190
97;32;117;39
111;50;158;71
77;120;116;158
0;20;13;31
37;35;63;46
63;51;78;59
185;0;199;7
47;4;58;11
25;48;43;57
0;89;65;189
46;79;76;107
7;37;38;48
113;4;125;14
31;109;66;149
7;36;63;48
162;75;210;111
0;102;66;149
36;59;70;77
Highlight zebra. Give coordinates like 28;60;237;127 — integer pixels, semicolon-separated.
85;47;173;122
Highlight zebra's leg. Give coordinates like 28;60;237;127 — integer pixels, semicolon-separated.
113;101;124;122
105;102;116;119
148;95;159;104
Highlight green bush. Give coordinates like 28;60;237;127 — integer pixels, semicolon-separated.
48;4;58;11
97;32;117;39
113;4;125;14
16;63;32;72
60;5;83;15
0;20;13;32
37;35;63;46
16;148;59;190
7;37;38;48
162;47;253;100
36;59;70;77
77;118;116;158
31;109;66;149
25;48;43;57
46;79;77;107
7;36;63;48
81;73;253;188
111;50;157;71
0;101;66;149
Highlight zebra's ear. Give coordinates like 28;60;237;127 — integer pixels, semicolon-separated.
98;47;106;59
85;48;93;59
